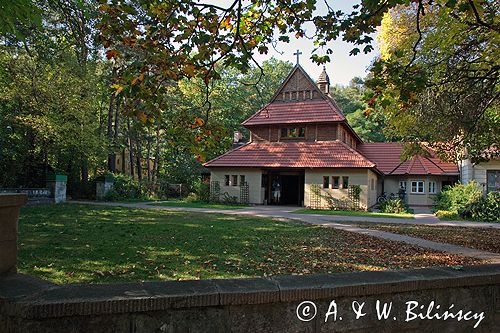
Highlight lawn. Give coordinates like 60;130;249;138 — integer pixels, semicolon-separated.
149;201;248;210
17;204;480;284
346;222;500;254
294;208;414;219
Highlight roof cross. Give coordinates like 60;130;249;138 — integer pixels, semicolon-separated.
293;49;302;64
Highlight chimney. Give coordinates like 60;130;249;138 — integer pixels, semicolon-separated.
317;66;330;95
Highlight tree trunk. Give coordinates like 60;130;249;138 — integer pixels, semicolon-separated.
146;128;151;182
107;92;116;172
127;117;134;177
136;138;142;181
152;122;160;181
114;96;120;144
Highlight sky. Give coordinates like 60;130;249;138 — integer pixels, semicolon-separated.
247;1;380;86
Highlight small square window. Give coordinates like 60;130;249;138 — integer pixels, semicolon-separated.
411;181;424;193
332;176;339;189
232;175;238;186
399;181;407;190
323;176;329;189
224;175;230;186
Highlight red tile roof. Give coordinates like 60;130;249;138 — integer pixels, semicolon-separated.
357;143;459;175
204;141;375;168
242;99;345;126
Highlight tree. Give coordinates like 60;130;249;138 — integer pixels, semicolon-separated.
330;78;389;142
367;2;499;161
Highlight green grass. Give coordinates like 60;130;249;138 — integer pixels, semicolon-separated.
150;201;248;210
17;204;477;284
294;208;414;219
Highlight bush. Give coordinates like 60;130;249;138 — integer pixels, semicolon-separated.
104;174;142;201
185;192;199;203
467;192;500;222
194;180;210;202
434;181;482;214
379;198;411;214
435;210;459;220
435;182;499;222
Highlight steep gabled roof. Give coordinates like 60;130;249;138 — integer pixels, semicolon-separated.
242;64;346;126
241;99;345;125
204;140;376;168
357;143;459;176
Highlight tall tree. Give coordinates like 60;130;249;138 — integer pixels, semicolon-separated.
367;2;499;161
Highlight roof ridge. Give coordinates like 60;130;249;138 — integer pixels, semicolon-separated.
416;156;430;174
335;139;376;167
422;154;446;174
203;142;251;167
406;156;417;174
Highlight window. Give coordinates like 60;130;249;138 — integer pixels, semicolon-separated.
232;175;238;186
428;181;436;194
370;178;375;191
411;181;424;194
332;176;339;189
323;176;329;189
487;170;500;193
342;176;349;189
399;181;407;190
240;175;246;185
224;175;230;186
280;127;305;138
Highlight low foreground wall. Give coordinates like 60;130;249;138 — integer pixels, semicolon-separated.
1;265;499;332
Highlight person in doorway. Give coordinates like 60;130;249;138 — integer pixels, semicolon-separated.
272;179;281;204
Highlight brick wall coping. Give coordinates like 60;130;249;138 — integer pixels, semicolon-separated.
0;194;27;208
1;264;499;320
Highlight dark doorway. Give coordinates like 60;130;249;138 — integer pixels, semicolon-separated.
266;170;304;206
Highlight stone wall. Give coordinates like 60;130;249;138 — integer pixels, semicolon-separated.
1;265;499;332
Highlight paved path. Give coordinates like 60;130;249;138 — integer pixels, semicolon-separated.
70;201;500;263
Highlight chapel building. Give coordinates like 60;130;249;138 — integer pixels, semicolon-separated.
204;65;461;209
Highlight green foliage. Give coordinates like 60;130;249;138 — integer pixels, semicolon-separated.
379;198;412;214
330;80;388;142
435;210;459;220
434;182;482;214
435;182;499;222
467;192;500;223
368;2;499;160
104;174;141;201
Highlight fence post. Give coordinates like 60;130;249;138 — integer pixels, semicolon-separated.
0;194;27;276
96;175;115;200
46;174;68;203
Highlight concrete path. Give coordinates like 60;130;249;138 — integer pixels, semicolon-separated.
70;201;500;263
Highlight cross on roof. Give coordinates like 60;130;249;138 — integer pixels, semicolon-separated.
293;50;302;64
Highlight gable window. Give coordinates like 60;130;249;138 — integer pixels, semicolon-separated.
280;127;305;138
342;176;349;189
332;176;339;189
323;176;329;189
240;175;246;185
411;181;424;194
487;170;500;193
224;175;230;186
232;175;238;186
428;181;436;194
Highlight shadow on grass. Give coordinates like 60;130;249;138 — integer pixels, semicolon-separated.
17;204;480;284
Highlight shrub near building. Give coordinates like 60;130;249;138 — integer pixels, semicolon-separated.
434;182;499;222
